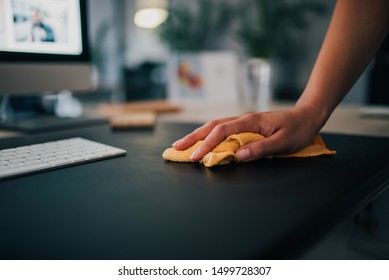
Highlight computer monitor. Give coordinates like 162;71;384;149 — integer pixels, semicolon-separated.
0;0;92;95
0;0;97;132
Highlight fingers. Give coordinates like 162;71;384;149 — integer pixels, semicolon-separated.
235;127;314;162
235;131;286;162
172;116;239;150
189;115;257;162
170;108;319;164
189;123;235;161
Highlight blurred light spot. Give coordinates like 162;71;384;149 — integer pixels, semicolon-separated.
134;8;168;29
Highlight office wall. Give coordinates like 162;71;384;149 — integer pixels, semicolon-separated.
93;0;369;104
88;0;126;101
162;0;368;104
122;0;169;67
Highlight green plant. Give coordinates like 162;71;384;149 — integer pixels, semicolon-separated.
238;0;326;58
158;0;233;52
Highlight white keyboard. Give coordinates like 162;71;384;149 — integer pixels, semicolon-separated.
0;137;126;179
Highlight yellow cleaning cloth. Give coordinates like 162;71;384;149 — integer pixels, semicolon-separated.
162;133;336;167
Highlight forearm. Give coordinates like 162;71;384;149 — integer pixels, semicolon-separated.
173;0;389;162
296;0;389;128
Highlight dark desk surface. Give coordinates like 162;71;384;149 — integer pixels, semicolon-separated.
0;123;388;260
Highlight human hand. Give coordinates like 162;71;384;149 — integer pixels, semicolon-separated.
172;105;325;162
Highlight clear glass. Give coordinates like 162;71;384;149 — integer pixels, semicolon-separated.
245;58;273;112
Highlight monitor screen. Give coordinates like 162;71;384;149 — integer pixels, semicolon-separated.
0;0;92;95
0;0;83;55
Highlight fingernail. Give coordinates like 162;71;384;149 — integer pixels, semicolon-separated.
190;149;199;161
172;139;182;147
236;148;251;162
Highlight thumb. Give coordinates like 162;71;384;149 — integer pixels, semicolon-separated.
235;134;285;162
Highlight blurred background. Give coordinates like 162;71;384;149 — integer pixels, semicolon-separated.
88;0;379;106
1;0;388;259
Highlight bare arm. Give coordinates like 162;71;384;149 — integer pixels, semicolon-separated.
296;0;389;127
173;0;389;162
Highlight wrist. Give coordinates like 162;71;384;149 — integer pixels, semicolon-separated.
293;100;331;134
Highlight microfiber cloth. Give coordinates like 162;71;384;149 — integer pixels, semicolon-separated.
162;133;336;167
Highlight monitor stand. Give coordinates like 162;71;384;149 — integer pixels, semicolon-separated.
0;92;108;133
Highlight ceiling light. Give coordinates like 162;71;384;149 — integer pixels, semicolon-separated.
134;8;168;29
